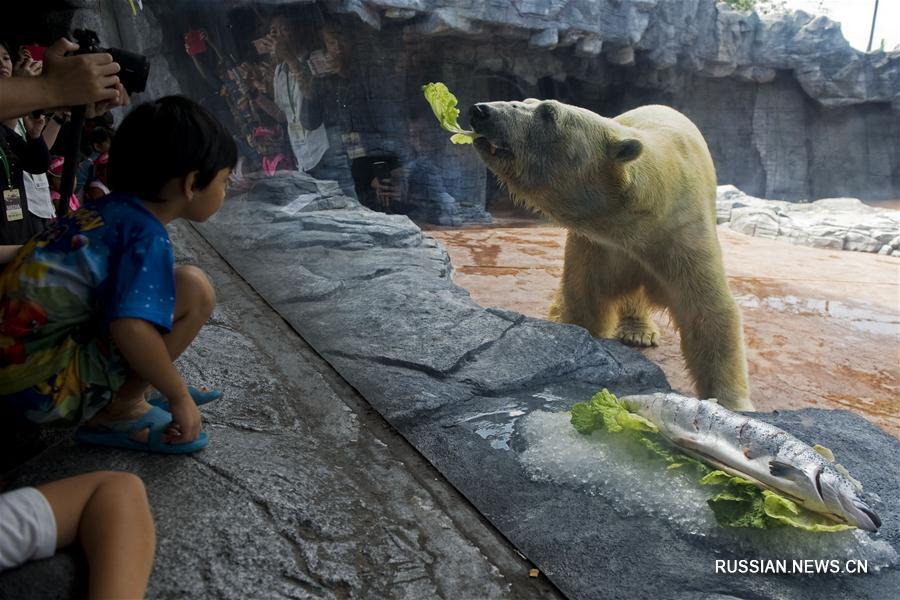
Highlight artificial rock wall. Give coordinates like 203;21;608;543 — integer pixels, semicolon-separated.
63;0;900;221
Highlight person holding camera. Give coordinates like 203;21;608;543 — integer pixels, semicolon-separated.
0;43;51;245
0;35;129;254
0;37;127;122
2;42;71;230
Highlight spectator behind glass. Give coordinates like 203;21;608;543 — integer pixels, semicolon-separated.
242;56;295;176
0;42;50;245
368;113;461;224
252;14;330;174
295;21;356;199
183;28;280;176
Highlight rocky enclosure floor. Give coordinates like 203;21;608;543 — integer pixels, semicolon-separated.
429;225;900;437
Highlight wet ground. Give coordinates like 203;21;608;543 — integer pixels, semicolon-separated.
428;222;900;438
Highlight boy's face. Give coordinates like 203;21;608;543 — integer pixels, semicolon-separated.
185;168;231;222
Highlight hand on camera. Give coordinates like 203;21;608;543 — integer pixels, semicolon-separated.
42;38;122;108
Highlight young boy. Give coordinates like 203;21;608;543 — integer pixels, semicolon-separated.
0;95;236;453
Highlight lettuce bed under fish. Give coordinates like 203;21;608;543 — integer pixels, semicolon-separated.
571;389;854;532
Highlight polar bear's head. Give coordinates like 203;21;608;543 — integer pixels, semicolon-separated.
468;99;642;220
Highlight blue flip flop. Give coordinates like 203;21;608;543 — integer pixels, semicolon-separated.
147;385;222;409
76;405;208;454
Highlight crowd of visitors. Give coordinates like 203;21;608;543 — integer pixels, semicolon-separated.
175;6;459;216
182;9;357;198
0;41;118;247
0;28;236;597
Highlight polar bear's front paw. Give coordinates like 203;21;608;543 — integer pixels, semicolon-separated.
615;318;660;347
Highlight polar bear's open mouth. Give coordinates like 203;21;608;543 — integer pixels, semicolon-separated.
473;136;514;159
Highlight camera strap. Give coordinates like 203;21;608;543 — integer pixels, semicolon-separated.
0;139;12;188
57;106;86;218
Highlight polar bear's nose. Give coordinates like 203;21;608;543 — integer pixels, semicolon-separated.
470;103;491;125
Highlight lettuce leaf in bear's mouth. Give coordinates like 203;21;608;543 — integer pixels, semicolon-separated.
422;82;477;144
570;389;855;532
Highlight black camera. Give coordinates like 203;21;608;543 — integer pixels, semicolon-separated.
72;28;150;94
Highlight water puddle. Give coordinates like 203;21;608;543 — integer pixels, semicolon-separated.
735;293;900;336
454;406;528;450
451;391;566;450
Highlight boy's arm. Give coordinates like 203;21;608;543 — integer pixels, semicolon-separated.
109;318;202;443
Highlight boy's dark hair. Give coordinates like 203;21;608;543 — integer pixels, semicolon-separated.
109;95;237;201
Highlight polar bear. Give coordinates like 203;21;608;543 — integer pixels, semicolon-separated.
469;99;752;411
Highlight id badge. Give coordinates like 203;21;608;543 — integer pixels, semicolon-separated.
4;188;23;222
342;132;366;159
288;121;306;138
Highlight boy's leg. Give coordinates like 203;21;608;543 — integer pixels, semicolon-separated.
88;266;216;433
36;472;155;600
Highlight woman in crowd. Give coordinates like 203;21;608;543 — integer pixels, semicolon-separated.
3;44;69;226
0;41;50;245
251;12;355;197
255;15;328;172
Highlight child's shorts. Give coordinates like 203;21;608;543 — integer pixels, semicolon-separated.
1;335;128;426
0;487;57;571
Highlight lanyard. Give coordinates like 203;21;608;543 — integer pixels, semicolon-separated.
0;139;11;187
286;69;298;122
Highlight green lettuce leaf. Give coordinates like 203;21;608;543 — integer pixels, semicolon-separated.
638;436;710;474
591;388;658;433
762;491;855;532
700;470;774;529
570;402;601;434
699;470;855;531
422;82;477;144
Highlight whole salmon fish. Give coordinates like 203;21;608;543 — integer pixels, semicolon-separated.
620;392;882;532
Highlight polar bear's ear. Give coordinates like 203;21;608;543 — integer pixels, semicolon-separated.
537;102;559;123
614;138;642;163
